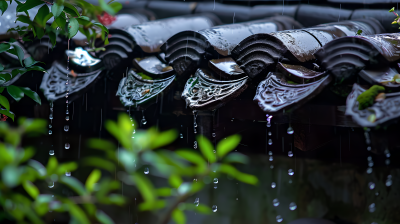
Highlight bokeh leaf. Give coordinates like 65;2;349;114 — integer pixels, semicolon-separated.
85;169;101;192
0;94;10;111
150;129;178;149
172;209;186;224
0;109;15;121
60;176;86;195
16;0;44;12
20;87;41;105
23;181;39;199
196;135;215;163
96;210;114;224
51;2;64;18
216;134;241;158
7;85;24;102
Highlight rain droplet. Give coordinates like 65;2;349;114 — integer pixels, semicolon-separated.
271;182;276;188
64;125;69;132
276;215;283;222
49;150;54;155
287;126;294;134
141;117;147;125
48;182;54;188
194;141;198;149
367;168;373;174
49;114;53;119
180;133;183;138
49;130;52;135
369;203;376;213
65;172;71;176
214;184;217;189
144;167;149;174
194;122;197;127
194;198;199;206
65;143;70;149
66;110;69;115
213;178;218;184
367;146;371;151
288;169;294;176
269;156;273;161
385;159;390;165
269;151;273;155
268;139;273;145
273;198;279;207
367;156;372;161
66;100;68;104
268;131;272;136
270;165;274;169
289;202;297;211
267;123;271;128
49;124;52;128
369;182;375;190
212;205;217;212
288;151;293;157
65;115;69;121
212;133;216;137
368;161;374;167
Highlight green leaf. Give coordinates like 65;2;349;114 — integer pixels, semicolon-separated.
63;2;79;17
235;172;258;185
96;210;114;224
81;157;115;172
196;135;216;163
85;169;101;192
222;153;249;164
51;2;64;18
0;87;4;93
7;85;24;102
16;15;32;25
10;44;25;67
196;204;212;214
168;174;183;188
109;2;122;13
0;43;10;53
16;0;44;12
23;181;39;199
172;209;186;224
20;87;41;105
0;63;3;72
46;157;58;174
0;0;8;16
389;7;395;12
60;176;86;195
150;129;178;149
23;56;38;67
0;94;10;111
34;4;50;27
156;187;172;197
22;36;31;42
55;12;67;31
68;17;79;39
94;22;109;35
0;109;13;121
216;134;241;158
65;200;90;224
48;31;56;47
132;173;156;203
2;165;20;187
99;0;116;15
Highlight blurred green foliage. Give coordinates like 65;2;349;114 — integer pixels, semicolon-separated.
0;114;257;223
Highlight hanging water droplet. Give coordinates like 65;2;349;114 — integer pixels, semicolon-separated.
66;100;68;104
48;182;54;188
49;130;52;135
213;149;216;153
268;139;273;145
289;202;297;211
64;125;69;132
273;198;279;207
289;179;293;184
49;150;54;156
194;128;197;134
288;169;294;176
268;131;272;136
369;182;375;190
385;159;390;165
368;161;374;167
269;156;273;161
194;141;198;149
49;124;52;128
367;146;371;151
212;205;217;212
367;156;372;161
267;123;271;128
288;151;293;157
384;149;390;157
271;182;276;188
212;133;216;137
366;168;373;174
65;143;70;149
270;165;274;169
287;126;294;134
386;178;392;187
213;178;218;184
141;116;147;125
369;203;376;213
133;130;136;134
66;110;69;115
268;151;273;155
65;116;69;121
276;215;283;223
144;167;149;174
194;198;199;206
65;172;71;176
180;133;183;138
49;114;53;119
214;184;217;189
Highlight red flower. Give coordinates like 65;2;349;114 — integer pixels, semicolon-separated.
1;115;8;121
97;12;116;26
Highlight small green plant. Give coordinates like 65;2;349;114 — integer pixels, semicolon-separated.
0;0;122;120
356;85;385;110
